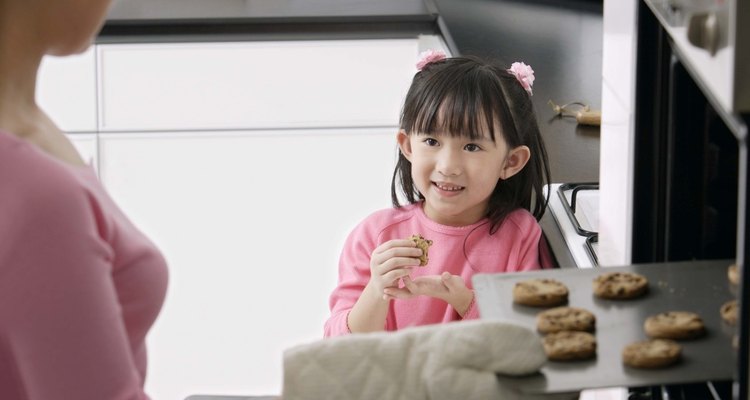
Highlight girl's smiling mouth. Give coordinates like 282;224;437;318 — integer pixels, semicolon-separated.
433;181;465;193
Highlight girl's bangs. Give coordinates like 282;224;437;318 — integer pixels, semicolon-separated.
409;71;503;142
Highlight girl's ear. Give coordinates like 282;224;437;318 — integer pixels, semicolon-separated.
500;145;531;180
397;130;413;161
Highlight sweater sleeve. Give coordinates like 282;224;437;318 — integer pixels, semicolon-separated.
460;291;480;320
324;217;379;337
507;211;543;273
0;182;148;399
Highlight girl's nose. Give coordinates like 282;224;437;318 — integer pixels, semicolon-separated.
436;149;462;176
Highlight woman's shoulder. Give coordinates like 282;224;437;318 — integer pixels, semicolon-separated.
0;136;92;220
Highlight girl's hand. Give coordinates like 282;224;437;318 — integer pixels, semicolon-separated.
367;239;423;299
384;272;474;317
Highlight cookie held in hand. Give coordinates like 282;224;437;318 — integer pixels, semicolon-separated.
410;234;433;266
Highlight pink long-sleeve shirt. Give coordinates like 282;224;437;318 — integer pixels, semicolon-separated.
324;202;542;337
0;130;168;399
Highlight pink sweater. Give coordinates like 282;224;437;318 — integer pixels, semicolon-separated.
0;131;168;399
324;202;542;337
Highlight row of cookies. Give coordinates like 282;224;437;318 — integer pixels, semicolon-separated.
622;311;704;368
511;271;651;307
725;263;740;347
512;277;598;362
625;264;743;367
511;271;705;368
588;272;690;368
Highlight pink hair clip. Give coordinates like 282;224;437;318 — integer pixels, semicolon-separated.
507;62;535;96
416;49;447;71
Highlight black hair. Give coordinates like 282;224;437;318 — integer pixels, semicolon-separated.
391;55;551;234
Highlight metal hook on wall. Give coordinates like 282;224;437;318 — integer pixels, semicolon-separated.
549;100;601;126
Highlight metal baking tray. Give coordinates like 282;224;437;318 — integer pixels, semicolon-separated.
472;259;737;394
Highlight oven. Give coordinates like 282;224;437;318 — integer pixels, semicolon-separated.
631;0;749;398
543;0;749;397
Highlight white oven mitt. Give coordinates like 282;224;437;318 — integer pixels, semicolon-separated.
282;320;574;400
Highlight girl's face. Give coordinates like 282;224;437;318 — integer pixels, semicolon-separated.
397;129;530;227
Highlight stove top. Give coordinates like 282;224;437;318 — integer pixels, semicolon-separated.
547;183;600;268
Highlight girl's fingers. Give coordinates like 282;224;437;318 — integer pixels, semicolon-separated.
383;287;414;299
403;275;417;291
374;247;423;264
372;239;416;256
370;240;422;272
441;273;465;291
382;267;412;283
379;257;420;273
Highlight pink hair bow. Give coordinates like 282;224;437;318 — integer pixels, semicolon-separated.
508;62;535;96
416;49;447;71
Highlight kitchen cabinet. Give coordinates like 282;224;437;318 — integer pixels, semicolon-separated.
599;0;638;266
96;40;417;131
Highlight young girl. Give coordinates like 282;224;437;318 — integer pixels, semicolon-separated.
324;52;551;337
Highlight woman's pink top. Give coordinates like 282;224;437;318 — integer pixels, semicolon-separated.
324;202;542;337
0;130;168;399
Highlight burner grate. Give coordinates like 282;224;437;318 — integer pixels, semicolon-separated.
553;182;599;268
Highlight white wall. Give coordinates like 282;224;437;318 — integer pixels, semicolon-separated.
39;36;449;399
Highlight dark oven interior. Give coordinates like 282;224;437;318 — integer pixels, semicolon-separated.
632;2;748;399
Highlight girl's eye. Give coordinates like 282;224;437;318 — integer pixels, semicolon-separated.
464;143;482;152
424;138;439;146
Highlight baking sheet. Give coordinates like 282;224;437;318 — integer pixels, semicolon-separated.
472;259;737;394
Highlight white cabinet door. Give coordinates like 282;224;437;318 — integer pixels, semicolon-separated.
37;48;98;133
599;0;637;266
98;128;397;399
97;40;418;131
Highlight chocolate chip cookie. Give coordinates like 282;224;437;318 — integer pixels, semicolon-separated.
721;300;738;325
537;307;596;334
728;263;740;286
409;234;432;266
542;331;597;361
593;272;649;300
622;339;681;368
513;278;569;307
644;311;706;340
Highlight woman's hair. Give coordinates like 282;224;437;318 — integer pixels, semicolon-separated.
391;55;551;233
